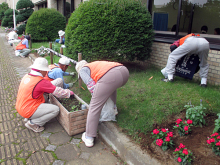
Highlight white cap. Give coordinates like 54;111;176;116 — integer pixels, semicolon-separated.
29;57;51;71
58;30;65;37
75;60;88;74
59;57;70;66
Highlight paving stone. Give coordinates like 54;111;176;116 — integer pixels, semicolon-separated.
53;160;65;165
80;138;105;153
41;133;51;138
45;144;57;151
55;144;80;161
49;131;71;145
66;159;91;165
89;151;119;165
44;120;64;133
70;138;81;145
79;152;90;160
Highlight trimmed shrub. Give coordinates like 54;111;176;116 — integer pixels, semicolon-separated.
65;0;154;62
26;8;66;41
16;0;34;23
17;24;26;35
16;0;34;9
1;9;18;27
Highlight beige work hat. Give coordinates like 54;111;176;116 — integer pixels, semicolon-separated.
59;57;70;66
29;57;51;71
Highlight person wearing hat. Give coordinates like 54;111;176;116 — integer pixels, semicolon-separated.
15;35;31;58
44;57;75;89
55;30;65;44
16;57;74;133
75;60;129;147
7;29;21;46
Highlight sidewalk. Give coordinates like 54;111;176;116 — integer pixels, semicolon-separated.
0;30;123;165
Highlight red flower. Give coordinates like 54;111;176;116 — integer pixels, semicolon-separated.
176;125;179;127
165;136;170;142
161;128;167;132
217;136;220;139
187;119;193;124
167;132;173;137
179;143;185;148
175;148;180;152
176;119;182;124
184;126;189;131
177;157;182;162
156;139;163;146
216;142;220;146
211;132;219;137
185;132;188;134
210;138;215;143
153;129;159;134
182;149;188;155
207;139;211;144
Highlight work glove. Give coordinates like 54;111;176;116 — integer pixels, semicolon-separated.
69;72;75;76
87;80;96;94
70;91;74;95
68;83;74;88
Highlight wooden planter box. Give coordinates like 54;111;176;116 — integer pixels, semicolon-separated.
49;94;89;136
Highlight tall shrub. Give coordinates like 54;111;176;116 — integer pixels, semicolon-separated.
16;0;34;23
1;9;18;27
65;0;154;62
0;2;9;20
25;8;66;41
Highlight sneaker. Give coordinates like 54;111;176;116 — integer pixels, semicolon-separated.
25;120;44;133
23;118;29;123
82;132;94;147
200;84;207;88
161;78;174;82
161;68;168;79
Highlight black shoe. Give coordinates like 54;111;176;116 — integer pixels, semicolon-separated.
161;78;174;82
200;84;207;88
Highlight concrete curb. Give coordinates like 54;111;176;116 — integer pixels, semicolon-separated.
98;122;162;165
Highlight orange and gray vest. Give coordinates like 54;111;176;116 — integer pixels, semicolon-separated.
16;40;27;50
85;61;122;82
16;74;45;118
44;64;59;81
179;33;200;45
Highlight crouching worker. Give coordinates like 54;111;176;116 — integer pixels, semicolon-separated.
44;57;75;89
15;35;31;58
16;57;74;132
75;60;129;147
161;33;210;87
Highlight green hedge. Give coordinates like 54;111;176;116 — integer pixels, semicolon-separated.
65;0;154;62
16;0;34;9
17;24;26;35
25;8;66;41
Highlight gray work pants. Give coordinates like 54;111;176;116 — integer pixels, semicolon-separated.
86;66;129;137
165;36;210;78
19;49;31;57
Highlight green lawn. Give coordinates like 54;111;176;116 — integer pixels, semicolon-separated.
32;42;220;140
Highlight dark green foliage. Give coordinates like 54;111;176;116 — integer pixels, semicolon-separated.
17;24;26;35
1;9;18;27
0;2;9;20
26;8;66;41
16;0;34;10
4;9;18;16
65;0;154;62
16;8;33;23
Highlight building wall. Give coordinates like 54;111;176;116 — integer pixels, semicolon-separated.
146;42;220;85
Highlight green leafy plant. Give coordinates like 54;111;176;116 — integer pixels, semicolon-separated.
173;119;193;136
65;0;154;62
213;113;220;133
151;128;174;151
185;100;206;127
173;143;193;165
207;132;220;156
26;8;66;41
70;105;79;112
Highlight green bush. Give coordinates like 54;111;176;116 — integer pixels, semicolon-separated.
16;0;34;23
17;24;26;34
16;0;34;9
65;0;154;62
26;8;66;41
1;9;18;27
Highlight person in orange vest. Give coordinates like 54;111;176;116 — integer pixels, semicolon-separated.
15;35;31;58
161;33;210;87
44;57;75;89
16;57;74;133
75;60;129;147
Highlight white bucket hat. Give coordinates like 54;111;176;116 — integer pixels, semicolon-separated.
75;60;88;74
29;57;51;71
58;30;65;37
59;57;70;66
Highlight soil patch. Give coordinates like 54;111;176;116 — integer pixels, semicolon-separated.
57;95;82;112
137;112;220;165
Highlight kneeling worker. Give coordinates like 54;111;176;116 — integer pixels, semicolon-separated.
16;57;74;132
44;57;75;89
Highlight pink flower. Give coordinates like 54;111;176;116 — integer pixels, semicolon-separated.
217;136;220;139
210;138;215;143
161;128;167;132
184;126;189;131
165;136;170;142
187;119;193;124
207;139;211;144
182;149;188;155
179;143;185;148
176;125;179;127
216;142;220;146
175;148;180;152
153;129;159;134
176;119;182;124
156;139;163;146
211;132;219;137
177;157;182;162
167;132;173;137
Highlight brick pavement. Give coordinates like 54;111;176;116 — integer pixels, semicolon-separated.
0;30;123;165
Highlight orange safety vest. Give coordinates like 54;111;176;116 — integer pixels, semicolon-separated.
16;40;27;50
85;61;123;83
179;33;200;45
16;74;45;118
44;64;59;81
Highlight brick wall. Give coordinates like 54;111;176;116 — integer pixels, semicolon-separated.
146;42;220;85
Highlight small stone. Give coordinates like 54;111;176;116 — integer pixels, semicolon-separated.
45;144;57;151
